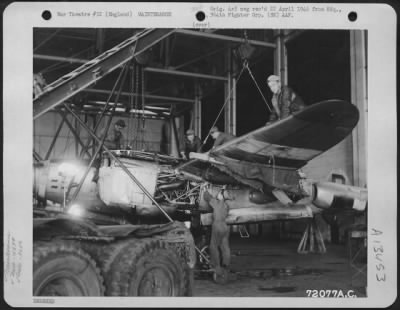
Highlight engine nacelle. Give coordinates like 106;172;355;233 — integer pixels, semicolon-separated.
300;179;367;211
33;160;99;205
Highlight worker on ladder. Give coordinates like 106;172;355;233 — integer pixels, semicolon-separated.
265;75;306;125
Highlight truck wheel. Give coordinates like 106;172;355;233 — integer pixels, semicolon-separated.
80;239;140;295
108;239;187;296
33;241;104;296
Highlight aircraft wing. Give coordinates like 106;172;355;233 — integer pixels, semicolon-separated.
178;100;360;193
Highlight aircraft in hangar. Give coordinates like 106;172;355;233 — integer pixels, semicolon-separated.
34;99;367;258
33;29;367;270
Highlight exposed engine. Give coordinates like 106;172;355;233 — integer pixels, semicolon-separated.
299;179;368;212
33;152;201;222
33;151;367;226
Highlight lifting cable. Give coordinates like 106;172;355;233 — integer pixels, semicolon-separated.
244;60;272;113
241;30;272;113
199;30;276;190
202;33;274;145
201;63;246;146
239;31;278;181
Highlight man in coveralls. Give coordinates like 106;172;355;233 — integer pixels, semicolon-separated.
209;126;235;150
99;119;126;150
180;129;202;160
266;75;306;125
204;189;231;284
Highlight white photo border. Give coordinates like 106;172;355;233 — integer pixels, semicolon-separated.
3;2;397;307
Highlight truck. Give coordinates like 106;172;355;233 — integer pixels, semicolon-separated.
32;29;197;297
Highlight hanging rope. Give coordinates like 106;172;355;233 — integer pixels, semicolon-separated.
240;30;272;113
240;32;276;183
201;63;246;146
244;60;273;113
202;31;275;146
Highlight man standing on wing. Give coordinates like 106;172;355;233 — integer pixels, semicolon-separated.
266;75;306;125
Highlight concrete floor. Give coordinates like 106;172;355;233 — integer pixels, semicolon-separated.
193;235;367;297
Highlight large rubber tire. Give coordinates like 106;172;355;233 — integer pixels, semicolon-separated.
33;241;104;296
106;239;188;296
80;239;140;295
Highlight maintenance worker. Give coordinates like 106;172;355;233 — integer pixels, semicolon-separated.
266;75;306;124
203;189;231;284
209;126;235;150
180;129;202;160
99;119;126;150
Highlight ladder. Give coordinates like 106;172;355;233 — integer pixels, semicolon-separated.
33;28;175;119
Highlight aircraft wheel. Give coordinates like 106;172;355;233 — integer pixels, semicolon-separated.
33;241;104;296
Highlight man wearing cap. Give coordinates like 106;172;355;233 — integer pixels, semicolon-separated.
180;129;202;160
266;75;306;124
99;119;126;150
210;126;235;150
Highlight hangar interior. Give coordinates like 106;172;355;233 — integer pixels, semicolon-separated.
33;28;368;297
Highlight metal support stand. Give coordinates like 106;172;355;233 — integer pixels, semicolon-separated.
297;217;327;254
239;225;250;238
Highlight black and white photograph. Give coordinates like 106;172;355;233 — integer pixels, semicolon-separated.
3;2;397;308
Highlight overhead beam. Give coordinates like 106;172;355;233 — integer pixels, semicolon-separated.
33;29;175;119
85;100;172;113
34;54;227;81
85;88;194;103
144;67;227;81
175;29;276;48
283;30;305;43
56;107;167;120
